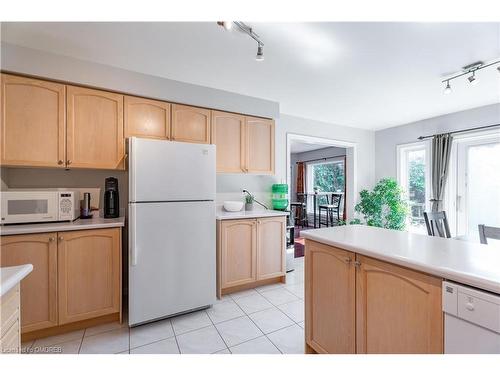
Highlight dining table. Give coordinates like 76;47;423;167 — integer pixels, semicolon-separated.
297;191;344;228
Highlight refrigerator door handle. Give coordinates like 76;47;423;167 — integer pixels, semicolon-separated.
130;204;138;266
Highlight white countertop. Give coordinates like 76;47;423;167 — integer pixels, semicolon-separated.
216;208;288;220
301;225;500;294
1;264;33;297
0;216;125;236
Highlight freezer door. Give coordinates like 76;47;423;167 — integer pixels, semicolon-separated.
128;201;216;326
129;137;216;202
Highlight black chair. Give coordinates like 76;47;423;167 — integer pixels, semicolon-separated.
290;194;309;228
478;224;500;245
318;193;342;227
424;211;451;238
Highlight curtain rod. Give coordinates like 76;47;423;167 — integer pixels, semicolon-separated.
295;155;346;164
417;123;500;140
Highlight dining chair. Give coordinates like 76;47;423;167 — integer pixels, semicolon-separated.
478;224;500;245
290;194;308;228
424;211;451;238
318;193;342;227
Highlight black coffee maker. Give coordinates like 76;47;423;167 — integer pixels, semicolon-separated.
104;177;120;218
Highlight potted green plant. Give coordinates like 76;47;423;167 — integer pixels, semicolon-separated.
245;194;254;211
351;178;408;230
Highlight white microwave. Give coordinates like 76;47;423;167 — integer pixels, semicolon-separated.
1;189;79;224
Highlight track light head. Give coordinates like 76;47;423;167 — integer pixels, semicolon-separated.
256;44;264;61
217;21;233;31
468;71;477;85
444;81;452;94
497;65;500;73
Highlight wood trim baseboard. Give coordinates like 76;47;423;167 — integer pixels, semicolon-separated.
220;275;285;296
21;313;120;342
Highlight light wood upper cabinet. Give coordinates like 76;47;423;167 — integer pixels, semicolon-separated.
245;117;275;174
220;219;257;289
305;240;356;354
124;96;170;140
1;74;66;168
257;217;286;280
0;233;58;333
211;111;246;173
66;85;124;170
58;228;121;325
171;104;211;144
355;255;443;354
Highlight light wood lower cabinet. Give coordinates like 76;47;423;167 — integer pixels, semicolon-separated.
1;74;66;168
0;233;58;333
0;285;21;354
0;228;122;339
124;95;170;139
305;239;443;354
356;255;443;354
305;241;355;354
58;229;121;324
217;217;286;295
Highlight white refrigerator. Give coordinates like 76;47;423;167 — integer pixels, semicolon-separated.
128;137;216;326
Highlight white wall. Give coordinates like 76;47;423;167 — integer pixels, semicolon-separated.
375;103;500;181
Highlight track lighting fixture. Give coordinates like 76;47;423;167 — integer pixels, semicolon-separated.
444;81;452;94
218;21;265;62
441;59;499;94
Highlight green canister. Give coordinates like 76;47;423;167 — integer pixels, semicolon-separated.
272;183;289;210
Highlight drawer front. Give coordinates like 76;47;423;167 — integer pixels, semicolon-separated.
0;285;20;335
458;292;500;333
0;319;20;354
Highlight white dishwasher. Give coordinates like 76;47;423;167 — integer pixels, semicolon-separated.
443;281;500;353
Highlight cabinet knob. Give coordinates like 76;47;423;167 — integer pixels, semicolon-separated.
344;258;352;264
58;236;64;241
67;160;72;165
49;237;55;242
58;160;64;165
466;302;475;311
353;260;361;268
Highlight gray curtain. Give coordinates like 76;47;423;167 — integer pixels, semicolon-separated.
431;133;453;212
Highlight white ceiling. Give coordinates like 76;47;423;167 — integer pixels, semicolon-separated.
1;22;499;130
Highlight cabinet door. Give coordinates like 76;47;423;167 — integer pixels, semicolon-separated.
0;233;58;332
211;111;246;173
1;74;65;168
257;217;286;280
220;219;257;288
356;255;443;354
58;228;121;324
124;95;170;139
245;117;274;174
66;86;124;169
171;104;211;144
305;240;355;354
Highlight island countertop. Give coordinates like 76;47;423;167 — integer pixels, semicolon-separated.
1;264;33;297
0;216;125;236
301;225;500;294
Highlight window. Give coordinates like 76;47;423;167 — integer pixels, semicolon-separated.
397;142;431;233
306;158;345;210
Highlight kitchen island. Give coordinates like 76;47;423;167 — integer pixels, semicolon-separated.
301;225;500;354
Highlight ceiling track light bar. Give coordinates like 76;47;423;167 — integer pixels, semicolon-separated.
441;59;500;83
232;21;264;47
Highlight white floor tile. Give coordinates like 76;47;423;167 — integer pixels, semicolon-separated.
234;293;274;314
33;329;84;347
84;320;127;337
171;310;212;335
215;316;263;347
277;299;305;323
261;288;300;306
229;336;280;354
249;307;294;334
79;327;129;354
31;339;82;354
176;326;226;354
213;295;233;304
267;325;305;354
207;300;245;324
130;337;179;354
285;270;304;286
284;283;305;299
130;318;174;349
255;283;284;293
228;289;259;300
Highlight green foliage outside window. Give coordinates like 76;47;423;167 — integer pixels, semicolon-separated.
313;162;344;192
352;178;408;230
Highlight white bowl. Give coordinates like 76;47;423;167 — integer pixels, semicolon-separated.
223;201;244;212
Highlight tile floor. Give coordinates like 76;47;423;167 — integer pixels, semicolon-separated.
22;257;306;355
